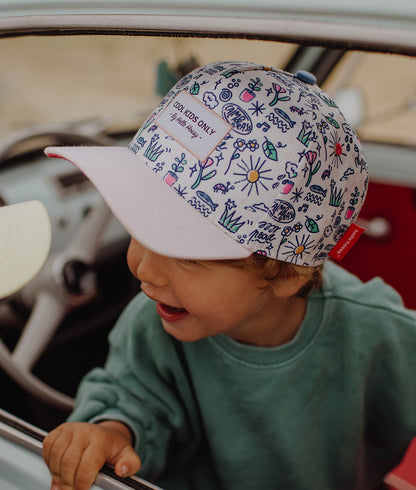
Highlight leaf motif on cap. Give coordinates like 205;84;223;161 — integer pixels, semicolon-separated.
262;137;278;161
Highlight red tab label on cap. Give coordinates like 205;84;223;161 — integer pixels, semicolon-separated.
329;223;364;261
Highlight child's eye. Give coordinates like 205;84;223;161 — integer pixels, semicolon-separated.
177;258;199;266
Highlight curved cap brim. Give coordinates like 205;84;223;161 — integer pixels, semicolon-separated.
0;201;51;298
44;146;250;260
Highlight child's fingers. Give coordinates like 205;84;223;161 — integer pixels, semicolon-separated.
113;446;142;478
53;427;90;490
42;426;67;490
42;424;66;468
43;425;76;487
58;446;82;489
67;441;108;490
43;423;98;490
43;421;140;489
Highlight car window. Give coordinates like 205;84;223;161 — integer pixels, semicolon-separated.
2;35;415;149
0;35;295;139
324;50;416;145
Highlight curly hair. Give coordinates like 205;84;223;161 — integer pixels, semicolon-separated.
209;254;323;297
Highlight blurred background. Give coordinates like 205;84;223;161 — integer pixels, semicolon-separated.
1;35;416;143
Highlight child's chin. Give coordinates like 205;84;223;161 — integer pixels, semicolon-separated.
160;317;204;343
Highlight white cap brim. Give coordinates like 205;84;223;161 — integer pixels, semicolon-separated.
0;201;51;299
44;146;249;260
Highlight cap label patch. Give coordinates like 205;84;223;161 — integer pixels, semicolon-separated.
155;90;232;161
329;223;365;261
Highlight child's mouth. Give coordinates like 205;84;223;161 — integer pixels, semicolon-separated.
156;302;189;322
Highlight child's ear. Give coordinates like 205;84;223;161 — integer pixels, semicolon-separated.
270;273;311;298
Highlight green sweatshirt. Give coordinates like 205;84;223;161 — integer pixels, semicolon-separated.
69;262;416;489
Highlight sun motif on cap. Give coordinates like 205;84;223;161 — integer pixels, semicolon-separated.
281;234;315;264
233;156;273;196
328;131;347;168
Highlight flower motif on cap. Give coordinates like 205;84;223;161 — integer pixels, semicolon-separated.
225;138;248;174
328;132;347;168
301;150;321;187
247;139;259;152
191;157;217;189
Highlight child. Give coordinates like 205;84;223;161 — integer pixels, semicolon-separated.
42;61;416;490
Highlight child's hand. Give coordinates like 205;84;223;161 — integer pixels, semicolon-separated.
42;420;142;490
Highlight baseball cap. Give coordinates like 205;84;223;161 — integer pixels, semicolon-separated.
0;201;51;298
45;60;368;266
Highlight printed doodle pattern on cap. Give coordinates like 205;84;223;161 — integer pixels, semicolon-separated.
128;61;368;266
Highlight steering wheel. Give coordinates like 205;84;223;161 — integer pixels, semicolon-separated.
0;130;117;411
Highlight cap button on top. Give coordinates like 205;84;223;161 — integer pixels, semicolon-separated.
294;70;316;85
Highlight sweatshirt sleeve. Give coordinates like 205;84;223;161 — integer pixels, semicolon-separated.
67;292;201;480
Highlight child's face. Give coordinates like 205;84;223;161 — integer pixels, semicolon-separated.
127;238;306;346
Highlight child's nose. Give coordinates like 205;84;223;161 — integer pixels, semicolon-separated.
136;248;169;287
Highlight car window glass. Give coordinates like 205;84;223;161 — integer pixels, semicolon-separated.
324;50;416;145
0;35;295;139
